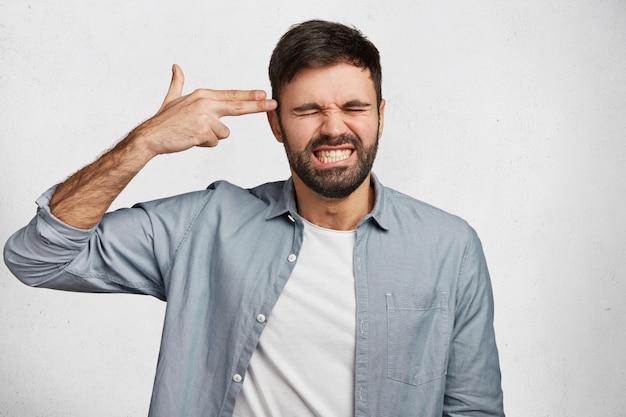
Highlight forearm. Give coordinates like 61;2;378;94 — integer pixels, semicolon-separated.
35;65;276;229
49;131;156;229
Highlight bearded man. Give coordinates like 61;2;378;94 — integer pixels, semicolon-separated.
5;19;504;417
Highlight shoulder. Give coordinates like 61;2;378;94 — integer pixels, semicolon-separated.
134;180;288;221
378;184;476;243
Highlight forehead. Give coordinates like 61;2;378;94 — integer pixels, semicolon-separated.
281;63;376;104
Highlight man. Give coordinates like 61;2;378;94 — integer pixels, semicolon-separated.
4;20;504;416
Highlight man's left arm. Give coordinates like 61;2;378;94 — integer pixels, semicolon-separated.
443;228;505;416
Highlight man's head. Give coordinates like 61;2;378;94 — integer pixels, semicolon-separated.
268;20;385;201
269;19;382;107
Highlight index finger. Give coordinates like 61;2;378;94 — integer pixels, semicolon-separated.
207;90;278;116
211;89;269;102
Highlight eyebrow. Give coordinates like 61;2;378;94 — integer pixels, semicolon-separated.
291;100;373;113
342;100;372;108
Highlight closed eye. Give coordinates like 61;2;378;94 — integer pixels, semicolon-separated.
299;110;321;116
292;103;323;116
342;100;372;114
291;101;372;116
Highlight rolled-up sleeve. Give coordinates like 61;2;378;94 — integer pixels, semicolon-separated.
4;186;167;300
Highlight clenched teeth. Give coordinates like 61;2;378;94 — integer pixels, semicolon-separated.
316;149;353;163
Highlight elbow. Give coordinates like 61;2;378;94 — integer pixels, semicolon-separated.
3;232;60;288
4;247;50;288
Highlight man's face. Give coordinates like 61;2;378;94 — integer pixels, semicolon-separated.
269;63;385;199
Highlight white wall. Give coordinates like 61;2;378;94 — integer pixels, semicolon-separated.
1;1;625;415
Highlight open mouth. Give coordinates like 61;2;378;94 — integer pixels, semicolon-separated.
314;149;353;163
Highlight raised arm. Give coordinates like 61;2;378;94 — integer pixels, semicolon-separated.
49;64;277;229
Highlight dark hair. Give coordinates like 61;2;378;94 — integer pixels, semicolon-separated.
269;20;382;106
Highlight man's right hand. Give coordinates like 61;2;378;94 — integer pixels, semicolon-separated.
48;65;277;229
132;64;278;156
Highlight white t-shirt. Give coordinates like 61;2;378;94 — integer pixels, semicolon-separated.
233;219;356;416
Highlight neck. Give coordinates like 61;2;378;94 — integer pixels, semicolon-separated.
292;173;375;231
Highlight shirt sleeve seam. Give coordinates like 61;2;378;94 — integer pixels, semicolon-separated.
163;190;214;279
456;226;475;289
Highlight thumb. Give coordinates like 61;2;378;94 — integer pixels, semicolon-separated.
159;64;185;111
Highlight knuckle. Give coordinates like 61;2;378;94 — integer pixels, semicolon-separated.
203;137;220;148
195;113;213;129
226;90;239;100
232;101;245;113
217;125;231;139
193;97;212;108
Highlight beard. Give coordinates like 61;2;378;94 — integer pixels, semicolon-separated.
283;132;379;199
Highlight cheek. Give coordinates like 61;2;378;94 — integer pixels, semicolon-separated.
346;119;380;139
283;120;318;145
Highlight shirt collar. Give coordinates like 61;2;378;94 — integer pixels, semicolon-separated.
264;173;391;231
360;173;391;231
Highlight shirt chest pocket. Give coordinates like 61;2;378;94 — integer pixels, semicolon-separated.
386;291;450;386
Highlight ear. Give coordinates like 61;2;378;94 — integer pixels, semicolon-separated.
377;99;386;138
267;110;284;143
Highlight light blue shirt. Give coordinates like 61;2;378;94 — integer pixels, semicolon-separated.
4;174;504;416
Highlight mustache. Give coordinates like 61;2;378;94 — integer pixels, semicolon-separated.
307;134;362;150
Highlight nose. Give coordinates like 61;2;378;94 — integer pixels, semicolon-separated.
319;110;349;138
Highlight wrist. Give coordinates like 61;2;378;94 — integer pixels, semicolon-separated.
122;127;160;163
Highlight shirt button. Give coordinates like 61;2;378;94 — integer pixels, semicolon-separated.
288;254;297;263
256;313;266;323
232;374;242;383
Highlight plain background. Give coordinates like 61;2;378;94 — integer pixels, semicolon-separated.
1;1;625;416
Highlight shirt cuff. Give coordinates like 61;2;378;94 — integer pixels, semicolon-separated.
35;185;97;248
